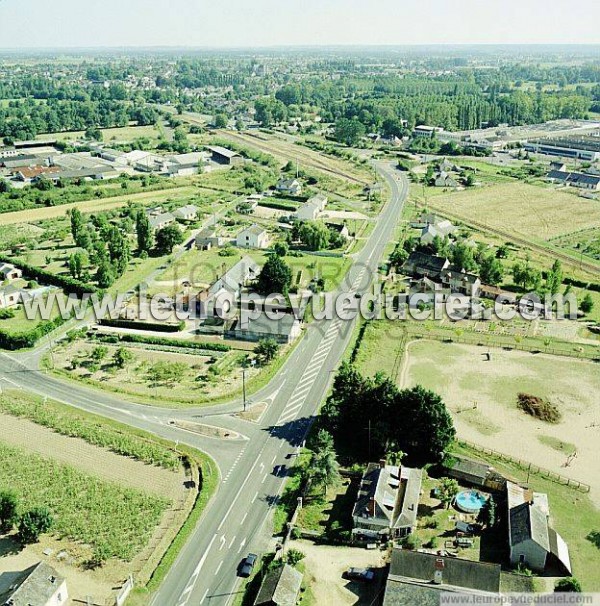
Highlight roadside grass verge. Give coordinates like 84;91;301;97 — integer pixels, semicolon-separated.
129;444;219;604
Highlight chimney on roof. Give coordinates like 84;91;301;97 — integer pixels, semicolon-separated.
379;458;387;469
368;497;376;518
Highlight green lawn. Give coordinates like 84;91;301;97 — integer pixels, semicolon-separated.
151;248;352;293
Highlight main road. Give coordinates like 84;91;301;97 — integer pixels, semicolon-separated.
0;162;408;605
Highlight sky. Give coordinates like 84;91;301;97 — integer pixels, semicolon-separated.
0;0;599;48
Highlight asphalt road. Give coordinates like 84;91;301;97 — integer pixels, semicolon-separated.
0;161;408;606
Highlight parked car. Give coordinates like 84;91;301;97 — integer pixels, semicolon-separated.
344;567;375;582
238;553;258;578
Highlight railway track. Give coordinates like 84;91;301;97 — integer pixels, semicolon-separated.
180;113;368;185
428;203;600;279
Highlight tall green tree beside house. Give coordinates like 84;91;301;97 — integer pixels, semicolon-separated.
135;210;153;254
256;254;292;296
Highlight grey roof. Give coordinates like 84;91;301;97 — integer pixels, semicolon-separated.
148;212;176;229
547;169;600;186
447;455;492;481
388;549;501;593
383;580;452;606
0;561;65;606
238;224;267;238
254;564;303;606
209;256;260;295
548;528;572;575
441;267;481;285
234;312;300;338
509;502;550;551
207;145;240;159
353;463;422;531
403;252;449;276
173;204;198;218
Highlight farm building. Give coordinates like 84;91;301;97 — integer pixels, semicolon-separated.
254;563;303;606
352;460;422;539
207;145;243;166
195;227;225;250
506;481;571;575
382;548;500;605
434;171;459;188
0;561;68;606
402;252;450;279
547;170;600;191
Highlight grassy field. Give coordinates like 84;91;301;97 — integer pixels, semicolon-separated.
0;440;168;560
36;124;162;143
416;180;600;242
0;185;198;226
152;247;353;293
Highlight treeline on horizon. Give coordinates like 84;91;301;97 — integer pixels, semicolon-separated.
1;57;599;141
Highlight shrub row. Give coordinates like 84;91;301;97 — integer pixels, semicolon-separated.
0;316;66;350
98;318;185;332
94;332;231;352
258;199;299;212
0;254;97;297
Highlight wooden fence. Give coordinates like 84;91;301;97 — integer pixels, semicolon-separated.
456;439;591;494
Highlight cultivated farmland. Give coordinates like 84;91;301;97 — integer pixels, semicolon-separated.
423;181;600;241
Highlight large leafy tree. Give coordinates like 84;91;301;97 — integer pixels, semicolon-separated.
256;254;292;296
323;364;455;466
298;221;330;251
155;225;183;254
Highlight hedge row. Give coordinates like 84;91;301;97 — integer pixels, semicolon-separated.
98;318;185;332
0;255;97;297
258;200;299;212
0;316;66;350
94;332;230;352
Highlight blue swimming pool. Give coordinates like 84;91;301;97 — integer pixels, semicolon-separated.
455;490;487;514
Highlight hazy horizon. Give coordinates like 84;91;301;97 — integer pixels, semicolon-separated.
1;0;599;49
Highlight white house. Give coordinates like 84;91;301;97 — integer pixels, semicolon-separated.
148;212;176;230
172;205;199;222
0;285;20;309
296;202;321;221
276;178;302;196
0;262;23;282
236;224;269;249
0;561;68;606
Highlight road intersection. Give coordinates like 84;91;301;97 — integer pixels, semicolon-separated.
0;162;408;605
